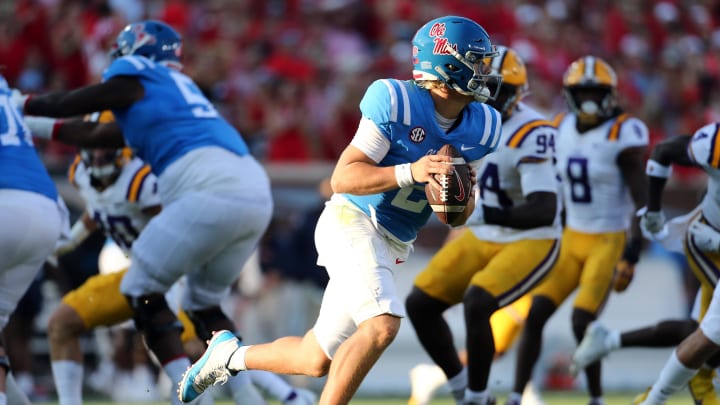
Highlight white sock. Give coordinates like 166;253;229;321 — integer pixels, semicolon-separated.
51;361;84;405
163;357;192;405
465;388;490;403
228;345;250;372
246;370;294;401
646;350;698;404
6;373;30;405
447;368;467;401
606;330;621;350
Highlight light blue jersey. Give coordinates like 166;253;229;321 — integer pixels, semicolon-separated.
344;79;501;242
102;56;249;175
0;77;57;200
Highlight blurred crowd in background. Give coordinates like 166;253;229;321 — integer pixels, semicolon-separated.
1;0;719;400
2;0;720;174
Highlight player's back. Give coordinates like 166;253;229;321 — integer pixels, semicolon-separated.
343;78;501;242
470;102;561;242
555;112;648;233
71;156;159;252
103;55;250;176
0;77;57;200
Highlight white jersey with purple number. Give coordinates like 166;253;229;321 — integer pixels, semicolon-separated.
69;156;160;253
687;122;720;228
555;112;649;233
468;102;562;242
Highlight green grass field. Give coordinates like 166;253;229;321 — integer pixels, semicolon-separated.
33;391;700;405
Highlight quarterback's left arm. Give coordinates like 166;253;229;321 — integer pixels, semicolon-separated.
614;145;647;291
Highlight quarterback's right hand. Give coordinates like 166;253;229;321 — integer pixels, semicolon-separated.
639;208;666;236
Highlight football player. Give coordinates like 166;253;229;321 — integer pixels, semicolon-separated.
47;113;314;405
177;15;502;405
16;20;273;405
0;74;66;405
509;56;649;405
625;125;720;404
405;45;561;405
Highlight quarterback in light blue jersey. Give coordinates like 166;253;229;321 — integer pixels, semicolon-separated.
177;15;503;405
16;20;272;405
0;74;65;405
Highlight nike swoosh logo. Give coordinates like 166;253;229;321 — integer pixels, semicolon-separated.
395;258;405;264
461;145;475;151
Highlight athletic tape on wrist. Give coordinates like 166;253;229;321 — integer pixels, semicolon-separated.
395;163;415;188
646;159;672;178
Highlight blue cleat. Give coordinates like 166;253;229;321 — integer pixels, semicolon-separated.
178;330;241;402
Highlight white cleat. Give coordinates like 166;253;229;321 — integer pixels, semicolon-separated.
408;363;448;405
571;322;611;376
178;330;241;403
521;382;547;405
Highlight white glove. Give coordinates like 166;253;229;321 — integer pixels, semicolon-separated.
689;221;720;253
10;89;29;112
639;208;666;235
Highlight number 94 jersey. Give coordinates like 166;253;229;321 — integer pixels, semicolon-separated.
555;113;649;233
470;102;562;242
69;156;160;253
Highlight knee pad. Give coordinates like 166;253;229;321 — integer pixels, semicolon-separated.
185;306;236;342
126;294;183;344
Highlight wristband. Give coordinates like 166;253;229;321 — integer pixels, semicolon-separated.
645;159;672;178
24;116;62;140
395;163;415;188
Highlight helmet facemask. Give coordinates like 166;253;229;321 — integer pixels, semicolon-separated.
563;85;617;126
81;148;129;189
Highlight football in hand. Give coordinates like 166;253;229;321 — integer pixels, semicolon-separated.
425;144;472;224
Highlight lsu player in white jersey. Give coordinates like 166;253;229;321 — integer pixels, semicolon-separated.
16;20;273;405
0;74;66;405
509;56;649;405
47;112;314;405
624;125;720;405
177;15;502;405
405;45;561;405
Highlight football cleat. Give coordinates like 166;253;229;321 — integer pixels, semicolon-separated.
571;322;611;376
178;330;241;403
689;368;720;405
408;363;447;405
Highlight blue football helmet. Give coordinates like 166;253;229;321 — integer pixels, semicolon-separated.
412;16;501;102
111;20;182;67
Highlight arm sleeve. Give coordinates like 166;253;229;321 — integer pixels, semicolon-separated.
349;117;391;163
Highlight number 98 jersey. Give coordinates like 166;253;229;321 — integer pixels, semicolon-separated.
555;113;649;233
69;155;160;253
